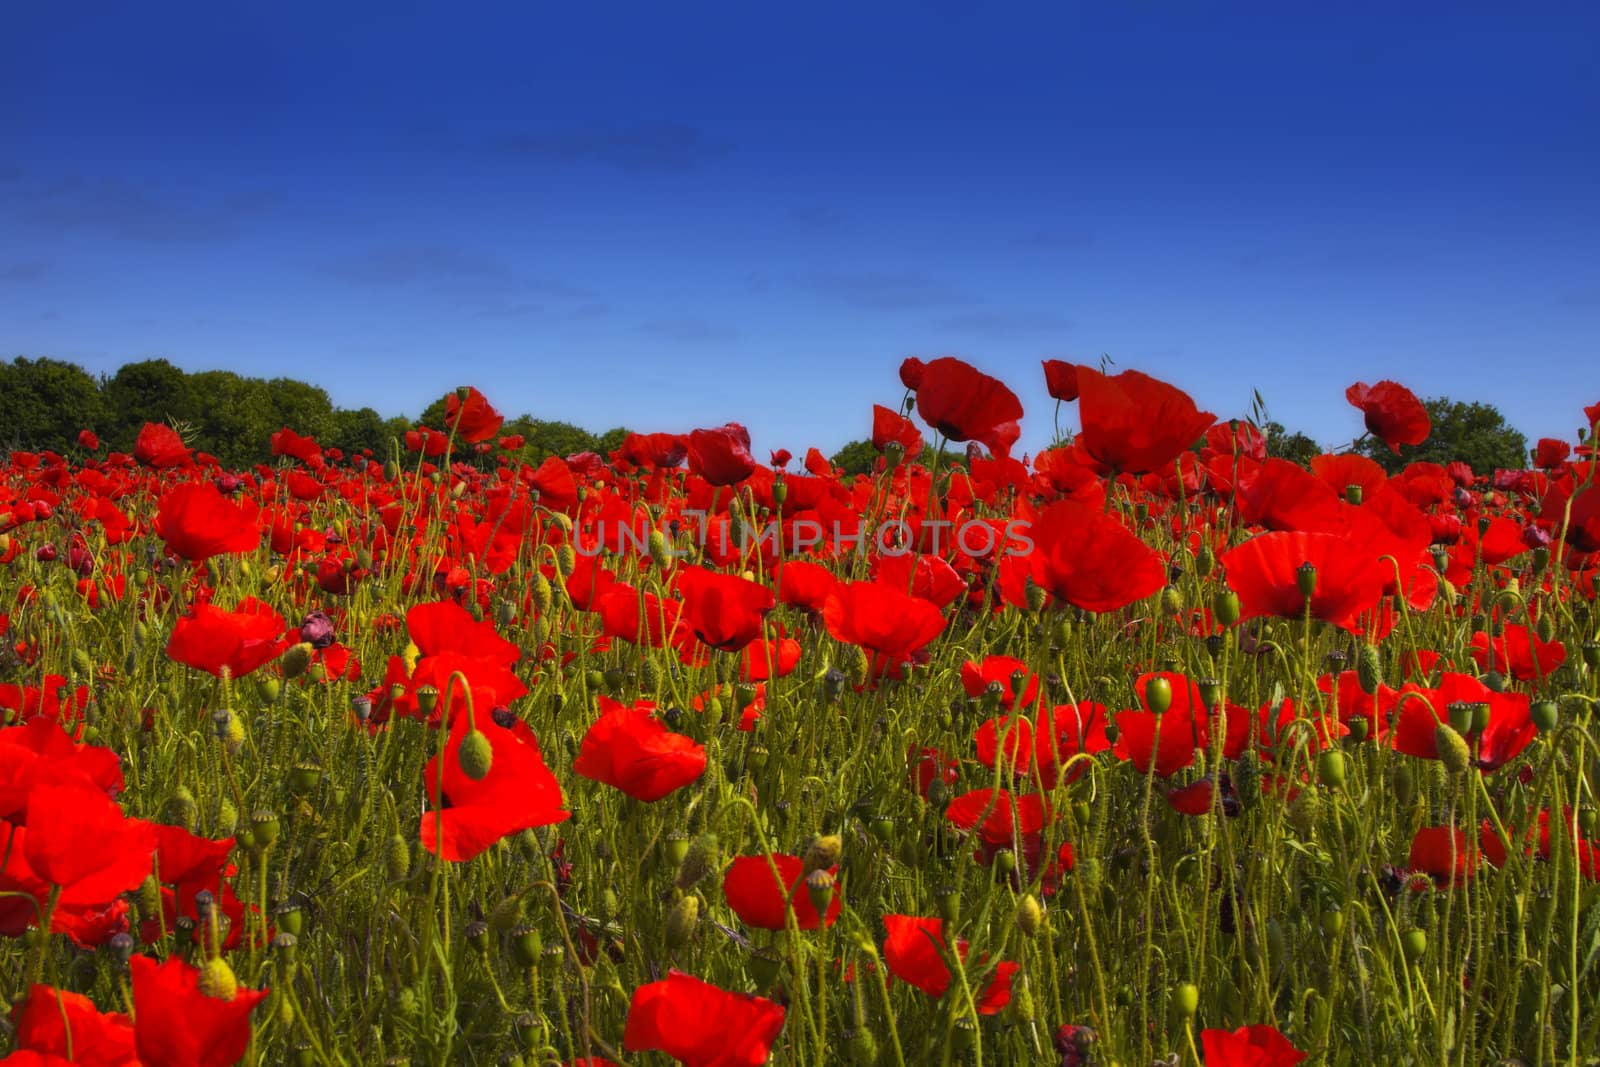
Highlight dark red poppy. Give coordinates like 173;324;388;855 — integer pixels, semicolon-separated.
76;429;101;452
686;423;757;486
1533;437;1571;469
872;404;924;460
722;853;841;931
421;709;569;861
133;423;192;468
1199;1024;1306;1067
1041;359;1080;401
674;565;775;652
912;357;1023;459
165;599;289;680
1346;380;1430;453
623;971;786;1067
1075;367;1215;474
899;357;927;390
155;482;261;562
881;914;1018;1014
1469;623;1566;681
445;386;505;444
573;697;706;802
821;580;947;677
130;954;268;1067
1408;826;1479;889
944;788;1051;857
1220;531;1387;634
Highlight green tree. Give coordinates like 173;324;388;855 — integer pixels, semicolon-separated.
103;358;199;451
1356;397;1527;475
830;439;879;477
0;357;108;451
1262;420;1321;467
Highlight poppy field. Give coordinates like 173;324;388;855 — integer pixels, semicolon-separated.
3;357;1600;1067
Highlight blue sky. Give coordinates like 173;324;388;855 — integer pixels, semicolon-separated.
2;2;1597;459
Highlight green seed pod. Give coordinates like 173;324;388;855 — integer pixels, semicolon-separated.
675;833;719;890
457;728;494;781
665;894;700;948
215;799;238;837
847;1027;879;1066
1173;981;1200;1018
1145;676;1173;715
805;869;836;915
165;787;197;830
1213;590;1241;627
664;832;690;867
1531;700;1558;732
1435;723;1473;776
1320;907;1345;939
1160;586;1184;617
510;925;543;967
280;642;314;680
250;809;280;849
1195;542;1215;577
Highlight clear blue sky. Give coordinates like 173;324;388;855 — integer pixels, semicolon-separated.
2;2;1597;458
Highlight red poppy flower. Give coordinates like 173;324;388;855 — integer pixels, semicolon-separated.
685;423;757;486
1075;367;1215;474
166;599;289;680
821;580;947;678
25;783;153;907
268;427;324;469
1199;1024;1306;1067
1113;674;1243;778
674;565;775;652
130;954;268;1067
154;482;261;562
1391;672;1535;773
133;423;192;468
573;697;706;802
722;853;841;931
974;714;1035;776
1027;500;1166;613
76;429;101;452
1308;452;1387;497
1346;380;1430;453
1408;826;1479;889
872;404;924;460
10;984;136;1067
445;386;504;444
623;971;786;1067
1469;623;1566;681
741;630;801;681
0;716;124;822
911;357;1023;459
1220;531;1386;634
899;357;927;390
421;710;569;861
1041;359;1080;402
1532;437;1571;469
1033;702;1112;786
881;914;1018;1014
944;788;1051;858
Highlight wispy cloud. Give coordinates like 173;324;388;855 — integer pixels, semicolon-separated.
322;245;606;320
5;174;279;243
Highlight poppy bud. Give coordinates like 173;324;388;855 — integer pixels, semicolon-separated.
165;787;197;830
1195;542;1215;577
1296;561;1317;601
1173;981;1199;1018
1402;927;1427;962
1160;586;1183;617
936;884;960;925
137;875;162;919
556;544;576;576
280;639;313;681
1435;723;1473;776
666;894;700;948
1583;641;1600;670
1320;906;1345;939
847;1028;879;1065
805;869;836;915
804;834;843;875
1317;750;1347;789
1016;893;1043;937
647;529;672;570
1146;676;1173;715
1213;590;1241;627
385;834;411;881
216;799;238;836
1025;578;1047;612
675;833;719;890
1357;645;1382;694
1289;790;1321;836
198;957;240;1002
458;727;494;781
1581;808;1599;836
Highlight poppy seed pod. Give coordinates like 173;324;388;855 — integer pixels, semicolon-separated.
675;833;719;890
1344;483;1364;505
415;686;439;717
1357;645;1382;695
1146;676;1173;715
1296;561;1318;601
1173;981;1199;1018
805;869;836;915
1213;590;1241;627
666;894;700;948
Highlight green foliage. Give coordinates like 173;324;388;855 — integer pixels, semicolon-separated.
830;438;880;476
0;356;109;450
1356;396;1528;475
1262;420;1322;467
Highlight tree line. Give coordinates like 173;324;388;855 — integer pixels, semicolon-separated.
0;356;628;468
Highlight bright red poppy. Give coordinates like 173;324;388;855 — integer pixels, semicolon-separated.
911;357;1023;460
1220;531;1387;634
1027;500;1166;613
722;853;841;931
166;599;289;679
1199;1024;1306;1067
421;709;569;861
445;386;505;444
1075;367;1215;474
133;423;192;468
573;697;706;802
155;482;261;562
1346;380;1430;453
1408;826;1479;889
881;914;1018;1013
821;580;947;678
622;971;786;1067
685;423;757;486
674;565;775;652
1041;359;1080;401
1469;623;1566;681
9;985;136;1067
24;783;153;908
130;954;269;1067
